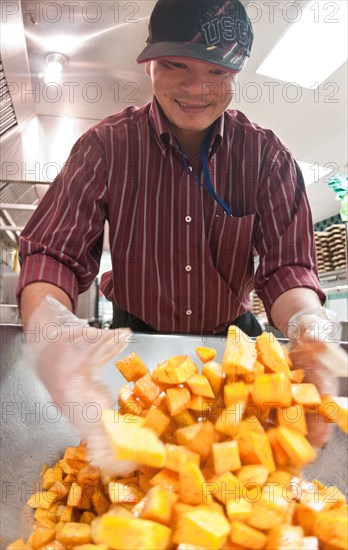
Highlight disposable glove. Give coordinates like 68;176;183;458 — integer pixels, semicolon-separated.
23;295;137;478
288;306;347;447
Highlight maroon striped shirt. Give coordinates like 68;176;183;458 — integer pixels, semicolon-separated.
18;98;325;334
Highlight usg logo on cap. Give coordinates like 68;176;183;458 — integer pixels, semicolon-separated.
136;0;254;73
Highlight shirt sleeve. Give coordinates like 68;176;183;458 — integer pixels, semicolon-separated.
17;127;108;311
253;143;326;324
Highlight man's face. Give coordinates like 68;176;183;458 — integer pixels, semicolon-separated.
146;58;237;136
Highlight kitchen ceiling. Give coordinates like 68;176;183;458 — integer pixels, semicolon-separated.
0;0;347;246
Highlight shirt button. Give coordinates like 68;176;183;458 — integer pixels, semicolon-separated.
186;309;192;316
185;216;192;223
185;265;192;272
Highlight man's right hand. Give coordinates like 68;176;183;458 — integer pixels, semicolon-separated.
22;293;137;478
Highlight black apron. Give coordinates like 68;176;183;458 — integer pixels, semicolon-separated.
110;305;262;337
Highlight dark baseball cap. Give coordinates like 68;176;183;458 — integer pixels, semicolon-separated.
136;0;254;72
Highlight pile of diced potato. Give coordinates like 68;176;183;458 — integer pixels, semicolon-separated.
9;327;348;550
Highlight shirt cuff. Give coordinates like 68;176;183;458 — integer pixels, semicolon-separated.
17;255;79;312
258;266;326;326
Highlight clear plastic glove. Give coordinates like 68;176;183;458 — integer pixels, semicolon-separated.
23;295;138;478
288;306;347;448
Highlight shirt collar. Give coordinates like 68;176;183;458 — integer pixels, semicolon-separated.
149;97;224;158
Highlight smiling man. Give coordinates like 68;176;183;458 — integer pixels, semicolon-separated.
18;0;326;339
145;58;236;160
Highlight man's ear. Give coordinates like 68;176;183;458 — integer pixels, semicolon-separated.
145;62;151;76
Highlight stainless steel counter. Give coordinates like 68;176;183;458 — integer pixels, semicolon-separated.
1;325;347;545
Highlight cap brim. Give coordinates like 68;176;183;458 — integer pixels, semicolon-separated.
136;41;249;72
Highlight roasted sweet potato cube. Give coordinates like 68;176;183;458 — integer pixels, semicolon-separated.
267;469;293;488
165;444;200;472
186;374;215;398
224;382;249;408
60;505;75;522
173;508;231;549
56;522;92;547
42;466;63;490
212;441;241;474
265;525;304;549
140;486;178;525
175;421;215;461
237;430;275;473
64;444;88;463
289;369;305;383
226;499;253;522
152;356;198;384
138;473;153;493
179;462;206;505
160;417;178;443
195;346;217;363
229;521;267;550
172;502;195;527
134;373;162;407
188;394;215;414
77;465;100;487
313;508;348;549
166;387;191;416
211;472;243;504
92;516;172;550
28;527;55;550
202;361;225;396
67;482;83;507
34;508;58;523
291;383;321;407
118;385;144;415
236;465;269;487
144;407;171;436
267;429;290;467
150;468;180;492
252;373;292;407
90;484;110;515
248;485;290;530
28;491;60;510
79;511;97;525
221;326;257;376
293;479;345;535
215;402;246;438
59;459;80;476
295;499;329;536
35;519;57;530
277;404;307;435
238;416;265;436
108;481;144;504
274;426;317;469
173;410;196;427
251;360;265;379
49;481;69;500
116;352;148;382
101;410;166;468
256;332;291;375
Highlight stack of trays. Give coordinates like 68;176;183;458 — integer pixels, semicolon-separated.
251;290;265;316
314;231;333;273
327;224;347;270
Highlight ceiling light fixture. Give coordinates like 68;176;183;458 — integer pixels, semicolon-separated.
256;0;347;88
44;53;66;85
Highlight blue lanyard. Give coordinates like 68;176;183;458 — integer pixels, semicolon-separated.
179;133;232;216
